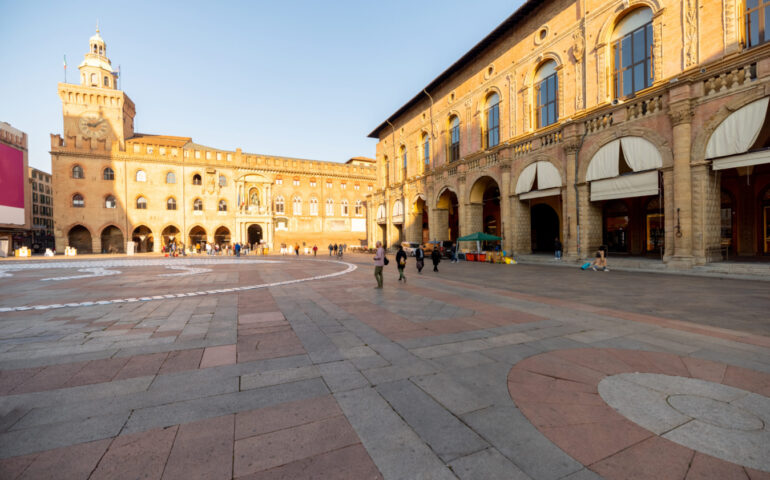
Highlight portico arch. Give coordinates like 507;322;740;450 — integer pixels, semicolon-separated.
514;160;564;254
67;224;93;254
412;194;429;244
436;187;459;242
131;225;154;253
100;225;124;253
467;176;501;249
188;226;207;253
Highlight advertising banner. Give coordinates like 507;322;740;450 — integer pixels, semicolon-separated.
0;142;25;225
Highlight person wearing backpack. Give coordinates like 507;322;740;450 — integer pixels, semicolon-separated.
415;244;425;274
373;241;386;289
396;245;407;283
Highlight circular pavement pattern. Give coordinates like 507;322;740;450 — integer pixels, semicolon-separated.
0;258;356;312
507;348;770;478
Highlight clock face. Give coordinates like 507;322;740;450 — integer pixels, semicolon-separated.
79;113;108;139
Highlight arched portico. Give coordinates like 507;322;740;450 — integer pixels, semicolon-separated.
435;187;459;242
131;225;154;253
513;160;564;254
466;176;501;250
100;225;124;253
67;225;93;254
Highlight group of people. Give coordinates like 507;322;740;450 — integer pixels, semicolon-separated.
328;243;346;258
372;241;443;289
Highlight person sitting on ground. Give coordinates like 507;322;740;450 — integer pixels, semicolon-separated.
591;244;609;271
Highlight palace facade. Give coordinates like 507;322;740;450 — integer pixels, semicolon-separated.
52;30;376;254
368;0;770;267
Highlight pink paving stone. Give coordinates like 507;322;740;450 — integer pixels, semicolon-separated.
162;415;234;480
240;444;382;480
513;384;605;407
113;352;168;381
551;348;635;375
637;351;692;377
235;395;341;440
199;345;236;369
605;348;669;374
590;436;694;480
507;367;558;386
237;325;293;336
0;453;37;479
159;348;205;374
539;418;653;466
105;323;137;331
681;357;727;383
722;366;770;396
237;343;306;364
13;438;111;480
239;311;285;324
0;367;43;395
233;415;360;477
62;357;131;388
90;426;178;480
684;452;750;480
151;330;182;338
519;353;607;386
10;361;87;394
746;468;770;480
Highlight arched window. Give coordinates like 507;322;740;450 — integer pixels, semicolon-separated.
355;200;363;216
192;174;202;185
326;198;334;216
275;196;285;214
486;93;500;147
422;133;430;170
105;195;116;209
218;200;227;212
166;172;176;184
309;197;319;216
341;200;349;216
219;175;226;187
292;196;302;215
535;61;558;128
90;73;97;85
747;0;770;47
136;196;147;209
612;7;654;98
136;170;146;182
449;116;460;162
72;194;84;207
193;198;203;211
103;76;109;86
167;197;177;210
72;165;84;179
103;167;114;180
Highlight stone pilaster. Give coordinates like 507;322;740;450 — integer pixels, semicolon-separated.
500;164;513;253
511;198;531;254
563;139;580;258
669;96;695;267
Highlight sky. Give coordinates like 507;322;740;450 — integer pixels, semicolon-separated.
0;0;525;172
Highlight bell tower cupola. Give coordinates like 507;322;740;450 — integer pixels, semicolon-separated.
78;25;116;89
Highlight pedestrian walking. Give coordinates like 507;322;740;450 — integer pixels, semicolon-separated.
313;244;318;256
415;244;425;273
373;241;385;288
591;244;609;271
431;246;441;272
450;243;458;263
295;243;300;256
396;245;407;283
235;242;241;257
554;238;562;260
328;243;333;256
333;243;338;256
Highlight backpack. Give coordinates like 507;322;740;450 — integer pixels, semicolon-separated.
383;256;389;266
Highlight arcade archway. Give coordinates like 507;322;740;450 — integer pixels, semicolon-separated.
100;225;124;253
161;226;180;248
188;226;207;252
436;189;459;242
131;226;154;253
214;227;231;247
414;197;429;244
67;225;92;254
248;224;263;246
531;203;560;252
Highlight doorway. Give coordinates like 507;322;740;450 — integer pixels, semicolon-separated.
530;203;559;252
248;224;263;247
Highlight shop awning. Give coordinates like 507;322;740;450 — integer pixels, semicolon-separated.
515;161;562;195
586;137;662;181
590;171;659;201
706;97;769;159
711;148;770;170
519;187;560;200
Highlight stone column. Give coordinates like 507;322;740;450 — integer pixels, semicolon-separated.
433;209;449;240
500;164;513;252
563;137;580;259
578;183;601;255
669;95;695;267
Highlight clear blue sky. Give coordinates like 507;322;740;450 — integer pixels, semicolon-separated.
0;0;524;172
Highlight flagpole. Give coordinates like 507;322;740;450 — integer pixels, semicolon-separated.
63;55;67;83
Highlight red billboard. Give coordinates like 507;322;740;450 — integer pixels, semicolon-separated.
0;142;25;225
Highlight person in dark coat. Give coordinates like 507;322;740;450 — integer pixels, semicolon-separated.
431;246;441;272
396;245;407;282
415;244;425;273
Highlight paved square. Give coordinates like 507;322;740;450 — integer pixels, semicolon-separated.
0;254;768;479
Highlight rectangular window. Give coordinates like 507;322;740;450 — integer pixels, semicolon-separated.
423;137;430;168
310;181;317;187
487;104;500;147
341;183;346;190
326;181;333;189
293;179;300;186
536;73;559;128
276;178;283;185
450;125;460;162
747;0;770;47
613;22;653;98
354;184;360;190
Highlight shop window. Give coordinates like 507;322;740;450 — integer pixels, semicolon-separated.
485;92;500;147
763;188;770;253
612;7;654;98
603;200;629;253
720;190;735;251
449;116;460;162
103;167;114;180
535;61;558;128
167;197;177;210
72;165;84;179
72;194;84;207
746;0;770;48
645;197;664;254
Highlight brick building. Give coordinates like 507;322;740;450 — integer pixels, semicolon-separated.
368;0;770;268
51;29;375;255
28;167;55;252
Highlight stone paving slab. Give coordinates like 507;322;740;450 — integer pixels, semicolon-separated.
1;255;769;479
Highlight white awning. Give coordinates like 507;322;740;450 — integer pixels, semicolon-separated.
590;171;659;201
711;149;770;170
515;161;562;195
519;188;561;200
706;97;769;159
587;137;662;182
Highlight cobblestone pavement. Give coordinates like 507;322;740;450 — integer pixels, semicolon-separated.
0;254;768;479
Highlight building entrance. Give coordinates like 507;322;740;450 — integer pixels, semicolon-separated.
248;224;263;246
67;225;92;253
101;225;124;253
132;226;154;253
530;203;559;252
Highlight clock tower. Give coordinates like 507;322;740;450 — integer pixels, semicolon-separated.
58;28;135;150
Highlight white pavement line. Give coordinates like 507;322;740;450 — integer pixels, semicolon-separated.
0;260;356;312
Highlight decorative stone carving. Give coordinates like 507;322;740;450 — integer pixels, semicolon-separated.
669;101;693;126
573;27;585;110
684;0;698;67
723;0;739;53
